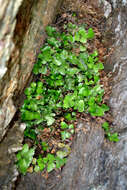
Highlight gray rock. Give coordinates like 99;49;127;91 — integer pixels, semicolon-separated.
0;0;62;188
0;0;62;141
0;122;25;190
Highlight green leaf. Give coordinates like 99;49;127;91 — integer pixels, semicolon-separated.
102;122;109;132
20;144;29;157
107;133;119;142
33;64;40;75
53;58;62;66
56;151;67;159
24;87;33;96
63;94;75;109
69;124;74;129
18;159;28;175
80;45;86;52
36;82;43;94
87;28;94;39
46;26;56;37
55;157;67;168
34;165;40;172
45;116;55;126
16;145;35;175
47;154;55;162
21;111;41;121
39;66;47;74
27;148;35;159
76;100;84;112
61;131;71;141
61;122;68;129
67;68;79;76
47;162;55;172
37;157;45;171
79;87;90;97
41;142;49;151
16;152;22;161
64;113;72;121
89;104;109;116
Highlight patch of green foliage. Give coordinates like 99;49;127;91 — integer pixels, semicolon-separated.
16;22;119;175
16;144;35;175
102;122;119;142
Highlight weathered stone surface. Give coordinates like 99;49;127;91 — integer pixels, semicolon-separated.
0;122;25;190
0;0;62;141
0;0;62;188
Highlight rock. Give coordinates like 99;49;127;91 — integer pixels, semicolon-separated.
0;0;62;188
0;122;25;190
99;0;112;18
0;0;62;141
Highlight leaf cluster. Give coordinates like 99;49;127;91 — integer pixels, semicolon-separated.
102;122;119;142
16;144;35;175
16;23;119;175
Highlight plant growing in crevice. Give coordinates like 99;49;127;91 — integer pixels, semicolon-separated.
16;22;119;175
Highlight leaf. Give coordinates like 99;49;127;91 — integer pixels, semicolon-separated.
53;58;62;66
56;151;67;159
102;122;109;131
36;82;43;94
21;110;41;121
79;87;90;97
55;157;67;169
46;26;56;37
61;122;68;129
18;159;28;175
24;87;33;96
69;124;74;129
76;100;84;112
16;152;22;161
47;162;55;172
80;45;86;52
20;144;29;157
64;113;72;121
39;66;47;74
41;142;49;151
63;94;75;109
107;133;119;142
33;64;40;75
87;28;94;39
34;165;40;172
47;154;55;162
37;158;45;171
67;68;79;76
61;131;71;141
16;145;35;175
45;116;55;126
89;104;109;116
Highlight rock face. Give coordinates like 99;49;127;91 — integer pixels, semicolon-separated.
16;1;127;190
0;0;62;189
0;0;62;141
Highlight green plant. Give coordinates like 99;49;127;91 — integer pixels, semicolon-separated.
16;22;118;175
102;122;119;142
16;144;35;175
35;153;67;172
